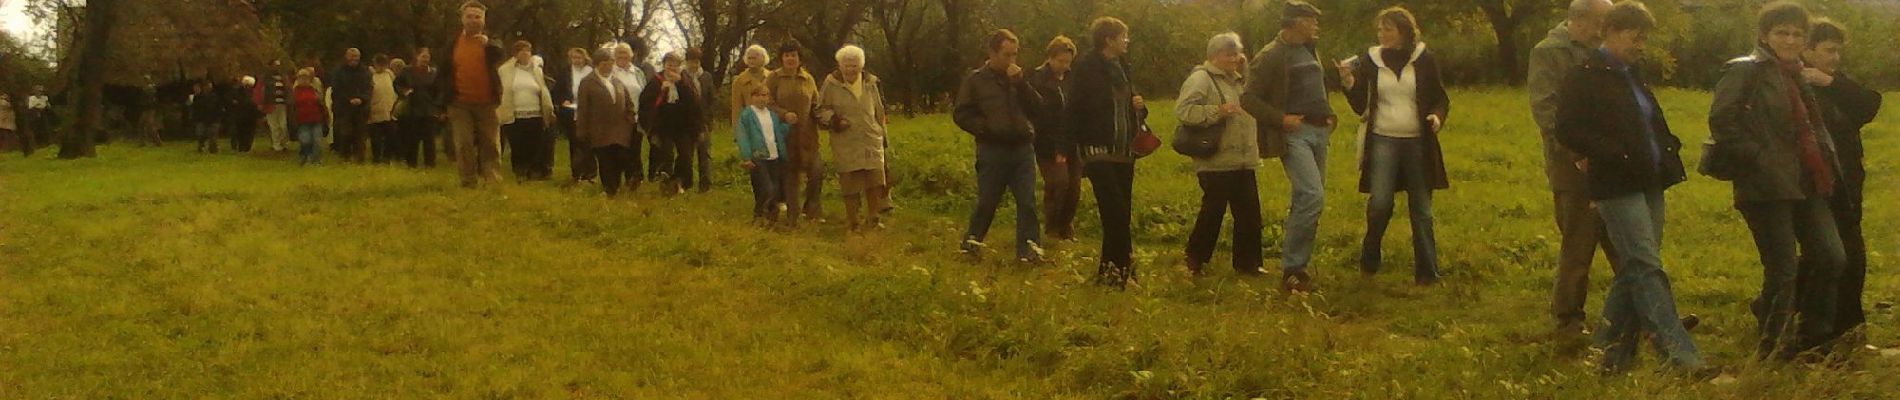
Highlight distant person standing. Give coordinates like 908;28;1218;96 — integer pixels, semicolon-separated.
227;75;264;153
189;80;225;154
815;45;891;232
611;42;649;190
769;40;826;226
1555;1;1704;375
574;49;640;196
553;47;597;183
0;94;17;156
261;60;292;151
638;51;705;194
368;54;401;163
954;29;1046;263
24;85;50;154
1242;1;1330;293
1069;17;1147;288
330;48;373;162
288;68;330;165
440;0;507;188
1340;7;1450;284
1802;18;1882;345
685;47;717;193
497;40;557;181
1529;0;1619;338
1030;36;1080;242
395;47;445;168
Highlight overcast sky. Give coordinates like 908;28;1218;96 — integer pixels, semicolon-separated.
0;0;43;45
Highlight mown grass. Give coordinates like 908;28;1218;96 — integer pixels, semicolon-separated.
0;88;1895;398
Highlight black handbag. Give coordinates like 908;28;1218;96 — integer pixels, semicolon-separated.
1171;70;1225;158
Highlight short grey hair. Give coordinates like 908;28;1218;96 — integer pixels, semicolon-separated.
744;45;769;61
835;45;866;65
1568;0;1612;21
1206;32;1244;59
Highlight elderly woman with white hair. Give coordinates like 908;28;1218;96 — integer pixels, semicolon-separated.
815;45;891;231
1176;32;1263;277
731;45;773;128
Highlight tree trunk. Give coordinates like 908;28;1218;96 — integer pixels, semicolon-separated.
1481;2;1529;85
58;0;119;159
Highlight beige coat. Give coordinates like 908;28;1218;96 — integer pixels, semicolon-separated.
816;72;888;173
368;69;398;124
729;67;772;125
495;61;555;125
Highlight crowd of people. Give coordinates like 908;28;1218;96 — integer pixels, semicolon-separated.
0;0;1881;377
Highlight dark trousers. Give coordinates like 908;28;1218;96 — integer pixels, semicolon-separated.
561;117;596;181
334;110;368;163
369;121;398;163
1037;155;1084;240
1552;189;1621;330
668;133;699;189
1087;161;1136;285
964;143;1041;257
1739;197;1846;358
696;132;713;190
1186;169;1262;273
396;118;437;168
749;158;785;219
647;133;673;180
595;144;635;196
229;117;259;152
195;122;221;153
503;118;552;180
1829;176;1867;335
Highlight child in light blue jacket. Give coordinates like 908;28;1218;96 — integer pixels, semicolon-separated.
736;86;792;223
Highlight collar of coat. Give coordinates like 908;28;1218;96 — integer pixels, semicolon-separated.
825;70;879;88
1729;45;1799;71
1365;43;1427;71
770;67;813;82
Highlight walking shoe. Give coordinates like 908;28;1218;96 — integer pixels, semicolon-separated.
1281;271;1315;293
959;236;985;255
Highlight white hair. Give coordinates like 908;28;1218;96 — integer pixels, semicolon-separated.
241;76;256;87
744;45;770;61
1206;32;1243;59
835;45;866;65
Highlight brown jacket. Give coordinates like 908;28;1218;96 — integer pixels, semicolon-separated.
767;68;821;154
1240;35;1319;159
574;74;638;148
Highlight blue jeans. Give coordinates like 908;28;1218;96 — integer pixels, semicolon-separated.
296;124;323;165
1280;123;1330;272
1361;135;1438;281
964;142;1041;257
1594;189;1703;371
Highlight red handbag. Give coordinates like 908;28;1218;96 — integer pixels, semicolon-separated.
1130;106;1159;158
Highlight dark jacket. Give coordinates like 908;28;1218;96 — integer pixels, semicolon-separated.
394;66;441;120
638;76;705;141
1708;46;1842;203
953;66;1043;146
1065;50;1142;161
551;65;585;120
188;87;224;125
328;62;372;118
1344;45;1450;193
437;33;508;109
1028;64;1071;159
1813;73;1880;186
224;83;261;123
1241;36;1318;159
1555;50;1686;200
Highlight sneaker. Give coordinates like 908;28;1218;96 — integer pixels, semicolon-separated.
1281;270;1315;293
959;236;985;255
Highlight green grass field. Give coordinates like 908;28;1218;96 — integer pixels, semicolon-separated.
1;88;1896;398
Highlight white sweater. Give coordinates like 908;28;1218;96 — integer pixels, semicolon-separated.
1367;45;1426;138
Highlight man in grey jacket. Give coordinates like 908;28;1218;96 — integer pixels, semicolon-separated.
1241;1;1327;292
1529;0;1615;336
955;29;1045;263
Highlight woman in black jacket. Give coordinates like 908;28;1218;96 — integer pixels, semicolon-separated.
189;80;226;154
1553;1;1704;375
1341;7;1450;285
639;51;705;195
1031;36;1081;242
1067;17;1147;288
